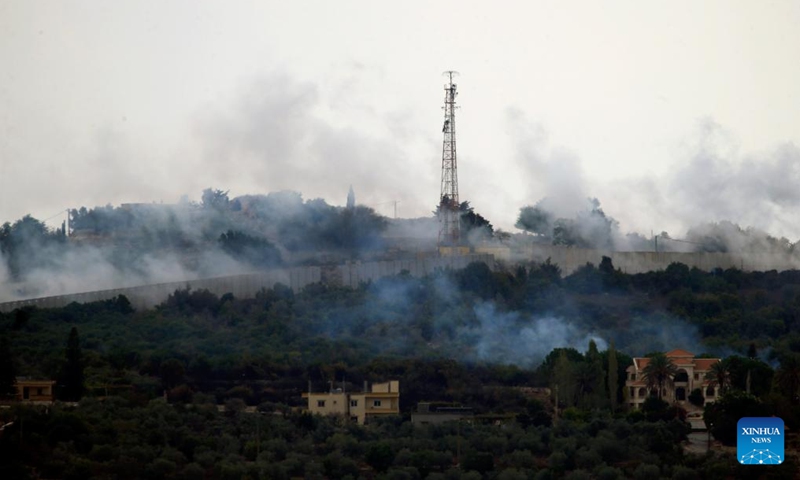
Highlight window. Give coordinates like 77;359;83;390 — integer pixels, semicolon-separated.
706;387;715;397
317;400;326;407
630;373;636;381
675;387;686;401
350;400;358;407
373;400;382;407
694;373;699;380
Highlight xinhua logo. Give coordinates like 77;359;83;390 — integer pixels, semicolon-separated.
737;417;784;465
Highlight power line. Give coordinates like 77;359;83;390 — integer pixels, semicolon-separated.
366;200;400;219
654;234;719;252
659;237;707;246
41;209;69;223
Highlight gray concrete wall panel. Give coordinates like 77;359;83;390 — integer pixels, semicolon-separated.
2;249;797;313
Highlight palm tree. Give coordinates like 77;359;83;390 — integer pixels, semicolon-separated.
642;353;678;401
705;359;732;395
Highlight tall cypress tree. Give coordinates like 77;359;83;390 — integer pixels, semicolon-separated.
587;340;607;409
607;340;618;412
62;327;84;401
552;350;576;410
0;336;16;398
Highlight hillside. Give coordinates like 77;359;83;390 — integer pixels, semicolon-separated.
2;259;800;478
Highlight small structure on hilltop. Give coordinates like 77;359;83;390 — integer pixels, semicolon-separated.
303;380;400;425
625;349;720;410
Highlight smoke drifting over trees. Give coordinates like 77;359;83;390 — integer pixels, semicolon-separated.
5;178;800;305
516;197;620;250
507;110;800;250
0;189;388;302
515;196;796;254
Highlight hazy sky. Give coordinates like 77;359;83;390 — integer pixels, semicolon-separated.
2;1;799;238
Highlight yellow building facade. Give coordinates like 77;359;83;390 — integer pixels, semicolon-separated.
303;380;399;424
14;378;56;403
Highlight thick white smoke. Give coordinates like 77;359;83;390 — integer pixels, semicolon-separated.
472;302;606;366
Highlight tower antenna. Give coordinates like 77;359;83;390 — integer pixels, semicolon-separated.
438;71;461;251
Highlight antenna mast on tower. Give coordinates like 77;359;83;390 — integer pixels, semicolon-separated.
438;71;460;248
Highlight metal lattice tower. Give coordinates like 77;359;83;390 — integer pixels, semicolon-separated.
438;71;460;247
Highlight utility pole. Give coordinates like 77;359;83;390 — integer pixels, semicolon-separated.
438;71;461;250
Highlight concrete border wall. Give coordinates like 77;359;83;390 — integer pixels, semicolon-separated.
0;255;494;313
336;254;494;288
518;244;797;275
4;246;795;313
0;266;322;313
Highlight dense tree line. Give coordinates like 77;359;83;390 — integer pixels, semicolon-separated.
2;259;800;477
515;198;620;250
0;189;391;292
7;396;790;480
3;259;800;403
515;197;795;253
0;215;66;280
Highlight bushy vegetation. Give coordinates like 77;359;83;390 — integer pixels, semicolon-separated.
2;259;800;478
516;197;795;253
0;190;389;291
2;398;766;480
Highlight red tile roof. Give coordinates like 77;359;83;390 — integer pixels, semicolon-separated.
665;349;695;358
694;359;720;371
628;353;721;375
634;358;650;370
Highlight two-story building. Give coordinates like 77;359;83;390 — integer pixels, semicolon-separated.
625;349;720;409
303;380;400;424
9;378;56;404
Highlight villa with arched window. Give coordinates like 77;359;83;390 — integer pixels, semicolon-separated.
625;349;721;410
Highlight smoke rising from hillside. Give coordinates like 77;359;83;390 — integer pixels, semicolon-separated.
612;313;722;358
194;73;436;221
0;241;255;304
472;302;606;366
670;138;800;237
510;111;800;247
4;71;800;304
506;107;590;220
0;193;393;302
4;67;799;251
351;273;719;368
0;251;10;289
469;302;728;366
0;206;224;302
